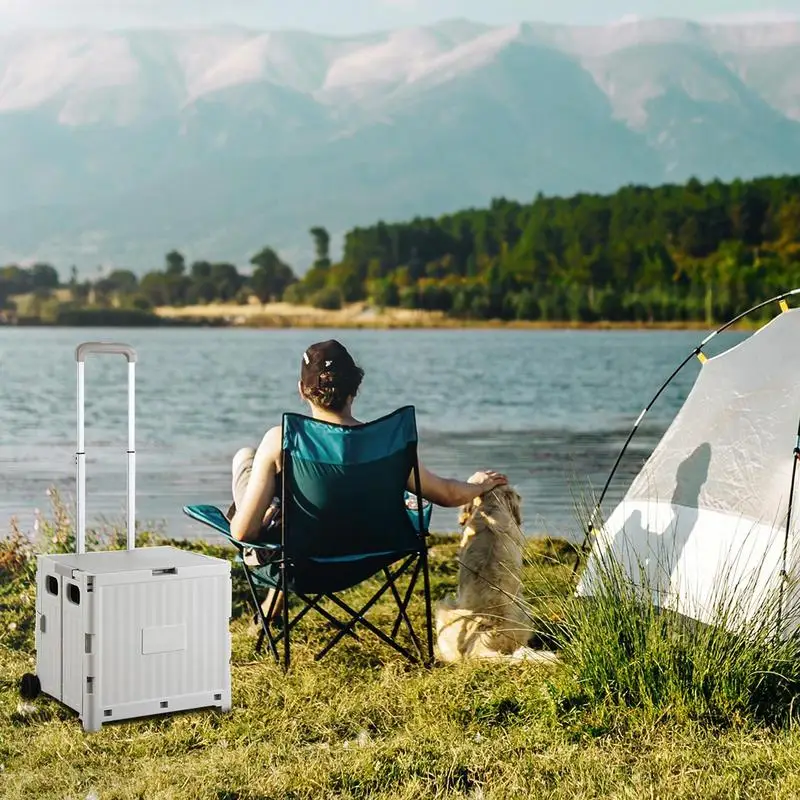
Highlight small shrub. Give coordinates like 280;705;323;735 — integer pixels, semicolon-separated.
0;519;34;582
127;294;153;311
33;488;75;554
368;279;399;309
283;283;307;305
309;287;343;310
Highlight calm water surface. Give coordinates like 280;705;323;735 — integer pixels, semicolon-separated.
0;327;749;543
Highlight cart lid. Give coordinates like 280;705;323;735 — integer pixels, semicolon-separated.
41;546;230;578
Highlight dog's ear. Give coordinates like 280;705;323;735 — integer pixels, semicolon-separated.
458;495;482;527
504;487;523;527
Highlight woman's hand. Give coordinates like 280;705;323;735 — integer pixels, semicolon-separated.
477;470;508;492
470;470;508;494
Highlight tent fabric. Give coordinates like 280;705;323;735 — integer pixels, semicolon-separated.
577;308;800;631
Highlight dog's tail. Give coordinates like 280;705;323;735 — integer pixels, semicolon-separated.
434;597;469;664
435;599;561;666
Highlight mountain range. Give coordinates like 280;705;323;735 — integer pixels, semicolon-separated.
1;17;800;273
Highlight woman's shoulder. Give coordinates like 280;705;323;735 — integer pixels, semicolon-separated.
256;425;283;456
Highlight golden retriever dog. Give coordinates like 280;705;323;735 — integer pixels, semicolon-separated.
435;472;559;665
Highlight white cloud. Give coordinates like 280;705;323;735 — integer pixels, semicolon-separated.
610;13;644;25
2;1;798;34
0;0;430;34
702;10;800;24
0;0;268;28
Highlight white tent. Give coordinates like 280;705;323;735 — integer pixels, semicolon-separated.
577;305;800;634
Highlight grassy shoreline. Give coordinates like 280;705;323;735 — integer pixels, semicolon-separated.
4;497;800;798
154;301;761;332
3;292;765;331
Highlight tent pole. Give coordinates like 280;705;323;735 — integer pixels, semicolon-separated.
777;416;800;638
573;288;800;576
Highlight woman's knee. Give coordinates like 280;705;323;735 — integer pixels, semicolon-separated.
233;446;256;470
232;447;256;486
231;447;257;508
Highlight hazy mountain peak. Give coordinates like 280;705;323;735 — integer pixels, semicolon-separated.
322;26;447;92
407;24;524;85
0;32;142;120
0;18;797;270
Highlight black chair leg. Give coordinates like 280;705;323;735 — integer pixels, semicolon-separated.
313;556;419;663
324;592;419;663
247;551;433;669
421;547;435;667
281;563;291;671
391;558;422;641
384;563;424;660
243;564;280;662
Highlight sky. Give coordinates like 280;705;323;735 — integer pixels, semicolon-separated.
0;0;798;34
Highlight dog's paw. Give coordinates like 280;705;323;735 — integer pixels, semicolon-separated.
434;596;459;631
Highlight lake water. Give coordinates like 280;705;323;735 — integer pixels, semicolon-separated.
0;326;749;544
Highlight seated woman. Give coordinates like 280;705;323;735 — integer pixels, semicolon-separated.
228;339;508;618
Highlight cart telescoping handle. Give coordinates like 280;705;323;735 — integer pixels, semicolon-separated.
75;343;137;555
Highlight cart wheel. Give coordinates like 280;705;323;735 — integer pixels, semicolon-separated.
19;673;41;700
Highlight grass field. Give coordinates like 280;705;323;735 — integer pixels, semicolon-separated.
3;496;800;799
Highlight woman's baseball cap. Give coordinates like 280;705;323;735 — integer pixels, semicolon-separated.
301;340;361;387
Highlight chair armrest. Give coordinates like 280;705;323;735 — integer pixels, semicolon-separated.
182;504;281;551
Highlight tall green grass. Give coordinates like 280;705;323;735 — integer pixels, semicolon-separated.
548;502;800;728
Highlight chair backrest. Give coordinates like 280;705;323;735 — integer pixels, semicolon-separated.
281;405;425;561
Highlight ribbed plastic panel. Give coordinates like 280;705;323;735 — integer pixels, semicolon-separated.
99;574;231;707
35;546;232;732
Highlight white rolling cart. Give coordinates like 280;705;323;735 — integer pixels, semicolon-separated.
20;342;232;732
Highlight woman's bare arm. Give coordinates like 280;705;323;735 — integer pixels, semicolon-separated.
407;461;507;508
230;426;282;542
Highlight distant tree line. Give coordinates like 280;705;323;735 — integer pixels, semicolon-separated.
285;174;800;324
0;247;299;320
3;174;800;324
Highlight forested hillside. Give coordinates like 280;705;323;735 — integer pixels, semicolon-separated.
3;174;800;325
288;174;800;323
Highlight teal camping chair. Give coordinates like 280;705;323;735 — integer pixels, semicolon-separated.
183;406;434;668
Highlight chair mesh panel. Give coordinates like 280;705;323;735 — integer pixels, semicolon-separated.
279;407;424;592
